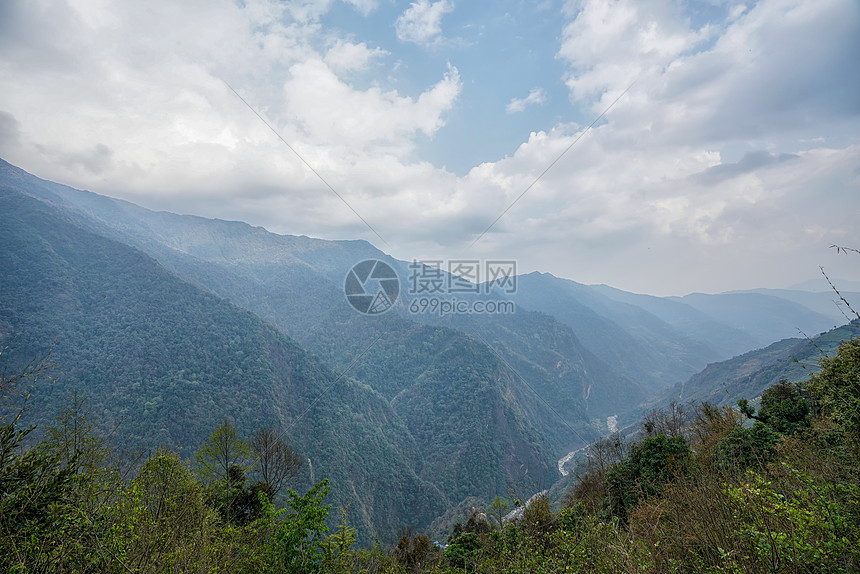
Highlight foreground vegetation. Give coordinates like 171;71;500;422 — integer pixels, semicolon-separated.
2;336;859;573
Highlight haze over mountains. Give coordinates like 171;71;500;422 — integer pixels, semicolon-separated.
1;158;857;542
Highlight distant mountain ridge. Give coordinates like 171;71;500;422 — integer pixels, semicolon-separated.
513;273;742;390
4;157;848;420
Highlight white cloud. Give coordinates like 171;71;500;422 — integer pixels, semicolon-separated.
506;88;547;114
558;0;710;102
324;40;389;74
0;0;460;187
342;0;378;16
0;111;21;152
558;0;860;143
438;0;860;292
1;0;858;295
281;59;461;156
395;0;454;46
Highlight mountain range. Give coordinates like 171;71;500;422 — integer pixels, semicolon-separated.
1;157;857;542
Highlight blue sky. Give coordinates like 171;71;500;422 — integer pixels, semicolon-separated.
297;0;577;173
1;0;859;295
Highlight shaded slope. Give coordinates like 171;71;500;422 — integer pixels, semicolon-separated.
511;272;725;390
3;159;623;444
0;159;582;537
0;185;446;543
430;309;648;424
647;321;860;414
589;283;761;358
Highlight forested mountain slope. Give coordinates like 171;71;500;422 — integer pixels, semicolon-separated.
629;321;860;426
0;160;603;540
512;272;732;390
0;185;451;542
2;158;638;438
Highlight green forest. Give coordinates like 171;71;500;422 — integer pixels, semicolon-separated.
2;336;858;573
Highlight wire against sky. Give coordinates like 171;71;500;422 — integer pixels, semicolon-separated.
469;80;637;250
223;80;390;249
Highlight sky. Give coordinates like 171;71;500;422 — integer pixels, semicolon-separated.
1;0;859;296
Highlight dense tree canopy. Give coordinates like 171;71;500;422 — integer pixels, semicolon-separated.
1;335;859;572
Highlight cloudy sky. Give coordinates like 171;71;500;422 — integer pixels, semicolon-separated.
1;0;859;295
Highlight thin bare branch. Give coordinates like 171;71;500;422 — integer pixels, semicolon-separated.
820;266;860;321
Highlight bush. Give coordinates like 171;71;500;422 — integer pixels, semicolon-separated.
716;423;781;470
606;433;691;522
444;531;482;569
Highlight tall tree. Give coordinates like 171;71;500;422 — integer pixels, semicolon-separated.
114;448;222;573
489;495;509;529
810;336;860;440
251;426;303;500
194;420;253;484
194;420;252;523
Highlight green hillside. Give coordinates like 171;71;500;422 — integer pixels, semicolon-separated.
638;321;860;420
0;186;447;543
512;272;736;390
0;162;597;541
1;159;622;451
5;157;856;550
